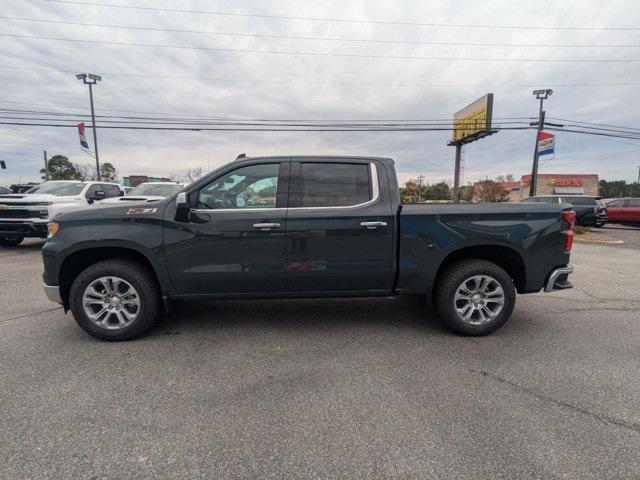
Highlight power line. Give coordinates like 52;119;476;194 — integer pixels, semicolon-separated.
547;117;640;133
37;0;640;31
546;128;640;141
2;16;639;49
2;65;639;90
2;33;639;63
0;121;537;132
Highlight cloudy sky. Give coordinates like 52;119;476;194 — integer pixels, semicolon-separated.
1;0;639;186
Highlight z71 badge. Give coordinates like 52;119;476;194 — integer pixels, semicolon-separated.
127;207;158;215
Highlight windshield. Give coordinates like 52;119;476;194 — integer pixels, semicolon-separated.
26;182;86;196
128;183;182;197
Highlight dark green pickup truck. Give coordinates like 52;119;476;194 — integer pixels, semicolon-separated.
42;156;575;340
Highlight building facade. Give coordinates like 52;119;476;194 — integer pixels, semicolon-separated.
506;174;599;202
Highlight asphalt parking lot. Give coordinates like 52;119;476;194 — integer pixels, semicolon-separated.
1;238;639;479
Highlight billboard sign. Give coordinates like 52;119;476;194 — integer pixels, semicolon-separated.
451;93;494;144
77;122;89;150
537;131;555;156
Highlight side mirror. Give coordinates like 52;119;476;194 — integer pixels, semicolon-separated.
175;192;190;222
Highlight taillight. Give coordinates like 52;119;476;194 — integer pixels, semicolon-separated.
561;210;576;252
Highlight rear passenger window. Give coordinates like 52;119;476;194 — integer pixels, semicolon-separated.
298;163;372;207
628;199;640;207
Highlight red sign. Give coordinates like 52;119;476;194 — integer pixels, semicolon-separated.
550;178;582;187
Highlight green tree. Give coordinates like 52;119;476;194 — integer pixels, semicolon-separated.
424;182;451;200
41;155;82;180
599;180;640;198
100;162;119;182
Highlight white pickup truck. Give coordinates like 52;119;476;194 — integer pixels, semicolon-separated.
0;180;124;247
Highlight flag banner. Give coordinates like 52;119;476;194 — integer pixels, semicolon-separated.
77;122;89;150
537;131;555;156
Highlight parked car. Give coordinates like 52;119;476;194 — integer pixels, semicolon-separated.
605;198;640;225
521;195;605;227
99;182;184;205
0;180;124;246
0;185;11;195
43;155;575;341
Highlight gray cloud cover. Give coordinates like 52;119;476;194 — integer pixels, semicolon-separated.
0;0;639;185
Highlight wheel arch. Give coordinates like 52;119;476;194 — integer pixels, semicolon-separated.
58;246;162;310
432;244;527;300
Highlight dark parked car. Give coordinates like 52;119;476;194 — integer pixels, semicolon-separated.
42;156;575;340
606;198;640;225
521;195;605;226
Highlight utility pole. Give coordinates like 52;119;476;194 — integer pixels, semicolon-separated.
453;145;462;202
417;174;425;202
43;150;48;180
76;73;102;180
637;165;640;184
529;89;553;197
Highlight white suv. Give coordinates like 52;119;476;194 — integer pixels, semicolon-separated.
0;180;124;247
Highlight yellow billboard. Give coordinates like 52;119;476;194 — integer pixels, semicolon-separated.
451;94;494;144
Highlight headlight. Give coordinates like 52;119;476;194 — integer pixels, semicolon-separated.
47;222;60;239
39;210;49;219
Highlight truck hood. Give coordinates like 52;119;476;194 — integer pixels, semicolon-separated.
99;195;165;204
0;193;83;204
55;196;171;222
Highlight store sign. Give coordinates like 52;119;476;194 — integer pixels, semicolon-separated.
548;178;582;187
451;94;494;144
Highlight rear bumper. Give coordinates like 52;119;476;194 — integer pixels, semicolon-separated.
43;284;62;304
544;265;574;293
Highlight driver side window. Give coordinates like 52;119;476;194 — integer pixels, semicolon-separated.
196;163;280;210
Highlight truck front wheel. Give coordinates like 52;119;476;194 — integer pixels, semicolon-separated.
435;259;515;336
69;259;160;341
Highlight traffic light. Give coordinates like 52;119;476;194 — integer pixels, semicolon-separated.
0;160;6;169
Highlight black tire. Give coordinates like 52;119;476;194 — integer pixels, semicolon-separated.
434;259;515;336
69;259;160;341
0;235;24;247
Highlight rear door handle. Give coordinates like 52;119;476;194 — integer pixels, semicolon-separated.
360;221;388;230
253;222;281;231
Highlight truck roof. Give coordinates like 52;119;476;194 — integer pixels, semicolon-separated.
240;155;395;166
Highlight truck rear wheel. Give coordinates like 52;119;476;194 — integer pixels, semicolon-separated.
69;259;160;341
0;235;24;247
435;259;515;336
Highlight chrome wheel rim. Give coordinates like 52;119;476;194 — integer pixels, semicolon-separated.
82;276;141;330
454;275;505;325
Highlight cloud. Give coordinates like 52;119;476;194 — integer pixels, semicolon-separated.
0;0;639;185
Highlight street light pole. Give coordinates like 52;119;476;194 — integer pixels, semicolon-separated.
76;73;102;180
529;89;553;197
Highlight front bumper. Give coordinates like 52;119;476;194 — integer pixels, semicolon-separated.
0;220;48;238
43;284;62;304
544;265;574;293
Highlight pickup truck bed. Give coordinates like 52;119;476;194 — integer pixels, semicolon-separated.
42;155;574;340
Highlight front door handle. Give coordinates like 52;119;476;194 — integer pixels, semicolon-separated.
253;222;281;231
360;221;388;230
